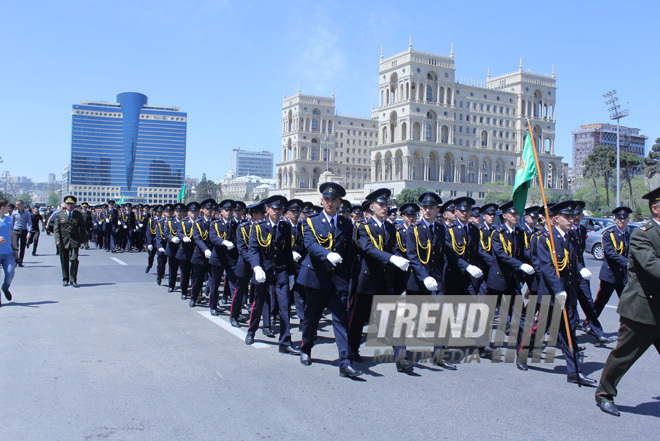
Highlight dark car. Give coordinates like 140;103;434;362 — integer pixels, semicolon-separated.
585;222;643;260
581;216;614;232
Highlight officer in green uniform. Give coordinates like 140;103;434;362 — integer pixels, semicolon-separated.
595;187;660;416
54;195;87;287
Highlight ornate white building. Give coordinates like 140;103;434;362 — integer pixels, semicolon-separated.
277;41;568;202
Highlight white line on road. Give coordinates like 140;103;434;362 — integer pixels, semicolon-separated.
110;257;128;266
605;305;617;309
198;311;270;348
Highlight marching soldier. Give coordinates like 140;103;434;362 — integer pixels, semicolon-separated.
393;203;418;295
216;200;239;306
286;199;307;332
338;200;352;219
176;202;199;299
155;204;173;286
145;205;162;274
440;199;455;227
350;204;362;224
208;200;237;315
53;195;87;287
476;203;498;295
349;188;411;371
80;202;93;250
595;187;660;416
189;199;215;307
387;207;397;225
298;182;363;377
164;203;184;293
245;195;298;354
135;204;149;251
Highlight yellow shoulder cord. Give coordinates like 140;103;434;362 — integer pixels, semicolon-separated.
608;232;624;254
214;222;227;240
480;229;491;252
158;221;165;239
546;238;569;271
168;220;178;237
291;233;295;248
196;222;209;241
499;232;512;257
149;219;157;235
396;230;407;253
241;224;252;245
255;224;272;248
524;231;530;250
413;225;431;264
363;224;384;251
181;221;193;238
306;216;333;250
449;227;466;256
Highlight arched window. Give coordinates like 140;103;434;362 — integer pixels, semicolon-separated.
310;139;320;160
426;85;433;101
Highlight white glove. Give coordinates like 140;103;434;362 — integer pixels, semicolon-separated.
466;265;483;278
327;252;343;266
147;244;153;251
183;236;191;243
423;277;438;291
289;275;295;290
520;263;535;275
254;266;266;283
158;247;165;253
123;225;127;229
139;223;143;228
389;255;410;271
555;291;567;308
292;251;302;262
94;222;98;226
204;249;212;259
580;268;592;279
171;237;180;244
222;240;235;250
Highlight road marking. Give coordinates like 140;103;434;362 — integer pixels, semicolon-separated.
110;257;128;266
605;305;617;309
198;311;269;348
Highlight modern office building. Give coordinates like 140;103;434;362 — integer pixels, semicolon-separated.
69;92;186;204
230;148;273;179
572;123;647;178
61;165;70;197
276;41;568;201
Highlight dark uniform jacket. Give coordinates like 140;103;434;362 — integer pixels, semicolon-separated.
248;218;295;284
537;226;583;304
175;217;197;261
81;210;93;232
617;220;660;326
146;216;160;246
488;224;525;293
298;213;354;292
598;225;630;285
291;220;307;276
235;220;253;279
445;221;488;292
477;222;495;274
355;217;397;295
192;217;213;266
406;220;445;293
215;218;239;270
54;210;87;249
163;218;181;257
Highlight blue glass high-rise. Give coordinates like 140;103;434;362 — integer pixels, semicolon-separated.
69;92;186;204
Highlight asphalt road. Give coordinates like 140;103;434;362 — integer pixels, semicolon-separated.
1;237;658;440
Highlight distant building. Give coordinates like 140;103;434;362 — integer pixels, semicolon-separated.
222;175;276;201
68;92;186;205
62;165;70;197
48;173;56;185
572;123;647;178
230;149;273;179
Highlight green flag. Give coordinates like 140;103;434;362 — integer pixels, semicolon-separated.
512;130;538;216
178;184;186;202
118;195;124;204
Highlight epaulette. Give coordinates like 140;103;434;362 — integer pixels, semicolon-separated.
640;222;653;231
255;219;268;225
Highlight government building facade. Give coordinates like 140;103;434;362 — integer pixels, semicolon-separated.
276;42;568;202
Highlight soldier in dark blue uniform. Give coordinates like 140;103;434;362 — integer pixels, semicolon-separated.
217;200;239;306
163;203;184;293
593;206;632;320
208;200;237;315
135;204;149;252
476;203;499;295
233;201;247;223
286;199;307;332
393;203;418;295
175;202;200;299
230;202;266;328
298;183;362;377
440;199;455;228
145;205;162;273
245;196;298;354
155;204;172;286
189;199;215;307
350;204;362;224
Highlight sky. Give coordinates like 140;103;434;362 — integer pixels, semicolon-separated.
1;0;658;183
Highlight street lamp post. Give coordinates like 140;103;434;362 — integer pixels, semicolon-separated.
603;90;629;207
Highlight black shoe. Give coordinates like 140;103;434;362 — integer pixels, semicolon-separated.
17;263;24;267
594;335;617;345
434;361;457;370
349;351;364;363
168;287;174;293
145;266;151;273
578;346;587;353
32;252;36;256
265;328;276;338
156;277;162;286
230;317;241;328
516;359;529;371
245;334;254;345
63;281;69;287
300;352;312;366
71;281;79;288
220;296;227;305
2;289;11;301
396;359;418;373
567;373;597;387
479;346;494;359
279;345;301;355
210;309;219;316
596;400;620;417
189;298;196;307
339;365;363;378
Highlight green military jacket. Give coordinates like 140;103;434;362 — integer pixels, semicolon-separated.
617;220;660;326
53;210;87;249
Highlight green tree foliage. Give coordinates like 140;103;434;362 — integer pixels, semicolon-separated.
394;187;427;206
643;137;660;179
47;192;61;207
619;151;643;206
583;145;615;207
15;193;32;207
195;173;221;201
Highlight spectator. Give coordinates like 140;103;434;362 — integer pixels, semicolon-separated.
27;207;44;256
11;200;32;267
0;198;15;305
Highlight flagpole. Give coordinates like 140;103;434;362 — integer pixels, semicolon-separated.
526;118;578;374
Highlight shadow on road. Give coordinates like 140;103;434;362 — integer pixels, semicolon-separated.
2;300;59;308
77;283;116;288
619;396;660;417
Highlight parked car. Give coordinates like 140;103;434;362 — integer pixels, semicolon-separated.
585;222;643;261
581;216;614;232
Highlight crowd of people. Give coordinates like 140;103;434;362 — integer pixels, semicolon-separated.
2;182;658;416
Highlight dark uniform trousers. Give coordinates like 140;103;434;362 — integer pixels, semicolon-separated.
59;247;80;283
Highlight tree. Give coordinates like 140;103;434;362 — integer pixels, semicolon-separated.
583;145;615;207
195;173;221;201
47;192;61;207
643;137;660;178
394;187;427;206
619;151;643;207
16;193;32;207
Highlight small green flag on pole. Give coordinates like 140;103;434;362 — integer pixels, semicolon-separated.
512;129;538;216
117;195;124;204
178;184;186;202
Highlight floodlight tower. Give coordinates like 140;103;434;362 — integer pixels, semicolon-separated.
603;90;629;207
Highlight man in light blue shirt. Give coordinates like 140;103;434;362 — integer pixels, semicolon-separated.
0;198;16;305
11;199;31;267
